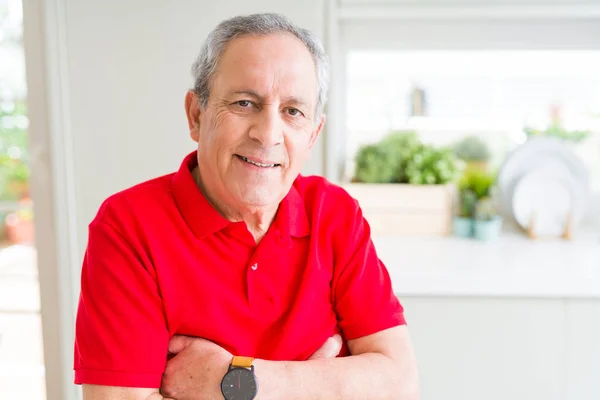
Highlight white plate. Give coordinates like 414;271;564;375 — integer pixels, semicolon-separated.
498;137;589;225
512;169;575;237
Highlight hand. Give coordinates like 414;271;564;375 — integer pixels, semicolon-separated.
308;334;343;360
160;336;232;400
160;333;342;400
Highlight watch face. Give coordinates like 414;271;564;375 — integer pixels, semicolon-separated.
221;367;258;400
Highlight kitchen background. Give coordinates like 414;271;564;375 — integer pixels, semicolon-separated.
1;0;600;399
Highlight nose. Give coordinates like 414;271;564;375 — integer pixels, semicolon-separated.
249;107;284;148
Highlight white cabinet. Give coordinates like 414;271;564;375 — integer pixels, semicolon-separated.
398;297;600;400
565;300;600;400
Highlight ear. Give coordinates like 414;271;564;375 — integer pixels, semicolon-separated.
185;90;202;143
308;114;326;150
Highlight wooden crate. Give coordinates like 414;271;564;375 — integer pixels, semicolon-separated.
342;183;455;236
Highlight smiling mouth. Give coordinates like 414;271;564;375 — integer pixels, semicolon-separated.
236;154;281;168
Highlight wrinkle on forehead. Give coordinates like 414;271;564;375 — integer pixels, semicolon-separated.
212;34;318;112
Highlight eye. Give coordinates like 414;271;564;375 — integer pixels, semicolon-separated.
235;100;253;108
286;107;304;117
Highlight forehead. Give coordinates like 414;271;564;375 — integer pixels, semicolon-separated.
212;34;318;105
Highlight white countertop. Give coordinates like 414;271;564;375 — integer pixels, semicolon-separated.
374;224;600;299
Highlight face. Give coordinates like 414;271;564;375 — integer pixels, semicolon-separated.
185;33;325;210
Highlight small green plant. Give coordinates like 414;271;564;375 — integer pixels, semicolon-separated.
474;197;498;221
353;144;398;183
353;131;460;185
523;123;590;143
458;169;495;199
404;144;460;185
380;131;421;183
456;169;497;218
458;189;477;218
453;136;491;162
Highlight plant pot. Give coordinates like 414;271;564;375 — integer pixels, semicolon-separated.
473;216;503;241
342;183;455;236
4;213;35;245
453;217;474;238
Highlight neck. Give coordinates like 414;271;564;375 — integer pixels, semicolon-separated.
191;166;277;243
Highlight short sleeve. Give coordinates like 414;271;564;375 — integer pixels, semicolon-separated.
74;219;169;388
332;204;406;341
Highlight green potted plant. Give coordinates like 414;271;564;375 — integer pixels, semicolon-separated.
353;131;460;185
453;188;477;238
473;196;503;241
352;143;398;183
346;131;460;236
403;144;461;185
453;135;491;172
353;131;422;183
453;169;498;238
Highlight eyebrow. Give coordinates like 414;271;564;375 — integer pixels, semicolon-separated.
231;90;311;110
232;90;262;99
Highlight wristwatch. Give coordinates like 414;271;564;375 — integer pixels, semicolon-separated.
220;356;258;400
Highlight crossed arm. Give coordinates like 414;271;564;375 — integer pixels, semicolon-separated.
82;325;419;400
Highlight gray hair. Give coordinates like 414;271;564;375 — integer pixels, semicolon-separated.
191;13;329;121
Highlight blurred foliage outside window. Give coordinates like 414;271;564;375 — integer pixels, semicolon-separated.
0;100;29;201
0;0;34;245
0;0;29;203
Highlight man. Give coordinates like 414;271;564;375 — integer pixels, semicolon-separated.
74;12;419;400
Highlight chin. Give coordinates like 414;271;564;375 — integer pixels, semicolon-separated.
237;187;282;208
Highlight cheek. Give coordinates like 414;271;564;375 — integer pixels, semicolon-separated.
202;112;243;156
212;107;231;132
285;131;312;166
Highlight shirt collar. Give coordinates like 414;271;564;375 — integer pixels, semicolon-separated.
276;180;311;239
171;151;230;239
171;151;310;240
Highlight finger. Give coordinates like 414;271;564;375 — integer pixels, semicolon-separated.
308;334;343;360
326;334;343;357
309;334;342;360
167;335;196;355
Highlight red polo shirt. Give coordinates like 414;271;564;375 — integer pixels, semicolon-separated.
74;151;405;388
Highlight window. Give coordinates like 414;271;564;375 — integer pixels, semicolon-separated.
344;50;600;190
0;0;45;398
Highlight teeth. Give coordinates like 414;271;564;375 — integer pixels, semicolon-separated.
241;156;276;168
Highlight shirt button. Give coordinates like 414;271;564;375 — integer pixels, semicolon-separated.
250;263;258;271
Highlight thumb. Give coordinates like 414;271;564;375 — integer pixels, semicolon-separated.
168;335;196;355
308;334;343;360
